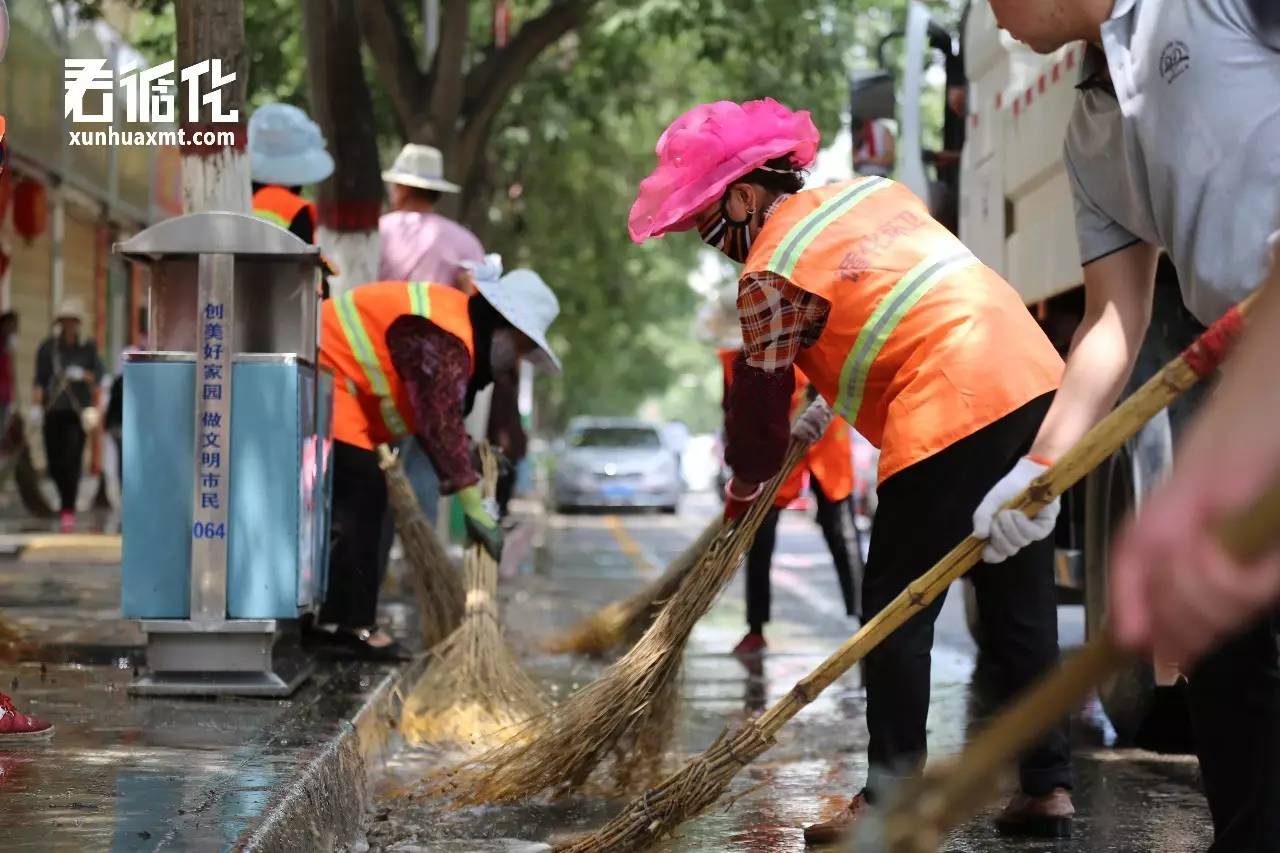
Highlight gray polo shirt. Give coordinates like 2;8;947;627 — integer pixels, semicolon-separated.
1063;0;1280;325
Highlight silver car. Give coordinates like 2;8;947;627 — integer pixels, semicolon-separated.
552;418;681;513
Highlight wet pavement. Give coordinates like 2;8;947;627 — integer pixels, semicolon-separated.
367;494;1215;852
0;544;419;851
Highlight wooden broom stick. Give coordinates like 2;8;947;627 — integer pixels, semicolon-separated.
556;295;1257;853
874;468;1280;853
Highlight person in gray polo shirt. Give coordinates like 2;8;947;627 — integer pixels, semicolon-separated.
977;0;1280;848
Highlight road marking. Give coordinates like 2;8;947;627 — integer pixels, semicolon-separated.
603;515;658;575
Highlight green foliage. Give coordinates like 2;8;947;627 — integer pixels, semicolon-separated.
81;0;967;434
482;0;860;431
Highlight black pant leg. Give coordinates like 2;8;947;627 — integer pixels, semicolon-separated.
863;393;1064;799
812;477;858;617
43;411;85;512
968;534;1071;795
745;507;780;634
320;441;389;629
1189;614;1280;853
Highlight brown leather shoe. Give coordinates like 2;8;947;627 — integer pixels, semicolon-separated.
803;791;870;846
994;787;1075;838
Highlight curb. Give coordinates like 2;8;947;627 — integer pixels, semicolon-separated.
238;655;428;852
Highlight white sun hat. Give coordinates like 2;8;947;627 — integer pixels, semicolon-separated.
55;297;87;323
464;255;561;372
249;103;335;186
381;144;461;194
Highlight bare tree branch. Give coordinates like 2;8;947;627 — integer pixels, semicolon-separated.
354;0;429;137
428;0;471;142
465;0;597;117
457;0;601;175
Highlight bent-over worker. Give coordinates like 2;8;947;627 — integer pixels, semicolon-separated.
630;98;1069;844
316;261;560;660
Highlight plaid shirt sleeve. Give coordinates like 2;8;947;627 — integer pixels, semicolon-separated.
737;272;830;373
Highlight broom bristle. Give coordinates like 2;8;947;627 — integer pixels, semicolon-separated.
542;518;722;656
423;443;806;804
399;445;547;750
554;719;774;852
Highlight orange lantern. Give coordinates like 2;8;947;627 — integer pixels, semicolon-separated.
13;178;46;242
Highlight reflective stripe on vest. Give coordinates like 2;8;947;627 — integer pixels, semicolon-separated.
333;284;435;439
768;177;891;279
253;207;292;229
832;249;978;422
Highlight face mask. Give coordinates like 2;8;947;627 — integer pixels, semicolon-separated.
699;196;755;263
489;331;519;372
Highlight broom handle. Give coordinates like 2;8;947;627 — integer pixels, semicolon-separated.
755;294;1257;738
893;469;1280;852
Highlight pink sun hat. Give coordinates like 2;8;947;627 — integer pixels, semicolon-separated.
629;98;821;244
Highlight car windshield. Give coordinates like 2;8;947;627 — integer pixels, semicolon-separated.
570;427;661;449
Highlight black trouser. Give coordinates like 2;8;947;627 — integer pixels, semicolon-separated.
43;410;85;513
1190;613;1280;853
320;440;389;630
862;393;1070;800
811;478;860;619
745;482;860;633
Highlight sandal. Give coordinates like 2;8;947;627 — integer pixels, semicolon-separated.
310;626;411;662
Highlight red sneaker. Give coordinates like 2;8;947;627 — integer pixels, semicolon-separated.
0;692;54;739
732;631;767;657
59;511;75;534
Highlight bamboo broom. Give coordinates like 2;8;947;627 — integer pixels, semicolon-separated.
425;439;811;802
553;296;1256;853
400;444;548;748
542;517;723;656
379;444;465;651
870;468;1280;853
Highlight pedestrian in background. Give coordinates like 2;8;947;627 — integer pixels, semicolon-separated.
379;144;485;289
31;299;102;533
0;310;18;430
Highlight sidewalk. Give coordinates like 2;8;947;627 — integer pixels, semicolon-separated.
0;545;418;851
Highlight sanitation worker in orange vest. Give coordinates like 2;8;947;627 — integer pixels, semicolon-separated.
248;103;332;246
716;348;860;658
315;258;560;660
630;99;1070;843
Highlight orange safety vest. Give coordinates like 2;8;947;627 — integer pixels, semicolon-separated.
742;177;1063;483
718;349;854;507
252;185;317;241
320;281;475;449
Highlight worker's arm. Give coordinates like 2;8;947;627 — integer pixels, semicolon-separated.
1111;237;1280;663
385;316;479;495
1029;240;1160;460
973;240;1159;562
722;273;826;517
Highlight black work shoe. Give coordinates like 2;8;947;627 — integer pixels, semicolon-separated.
994;787;1074;838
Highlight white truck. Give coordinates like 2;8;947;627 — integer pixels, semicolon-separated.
958;1;1203;744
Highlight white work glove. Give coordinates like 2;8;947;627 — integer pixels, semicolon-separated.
64;365;87;382
792;397;834;445
972;456;1059;564
26;405;43;428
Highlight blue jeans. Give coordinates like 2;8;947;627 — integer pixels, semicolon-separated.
377;437;441;585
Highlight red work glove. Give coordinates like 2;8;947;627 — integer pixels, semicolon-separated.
724;477;764;522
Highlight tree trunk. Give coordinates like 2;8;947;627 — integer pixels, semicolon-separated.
175;0;251;213
303;0;384;296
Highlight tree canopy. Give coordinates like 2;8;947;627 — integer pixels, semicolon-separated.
88;0;963;432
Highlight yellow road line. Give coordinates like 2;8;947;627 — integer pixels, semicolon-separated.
604;515;656;575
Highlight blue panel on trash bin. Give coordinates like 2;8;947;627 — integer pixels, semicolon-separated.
122;361;195;618
227;362;300;619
